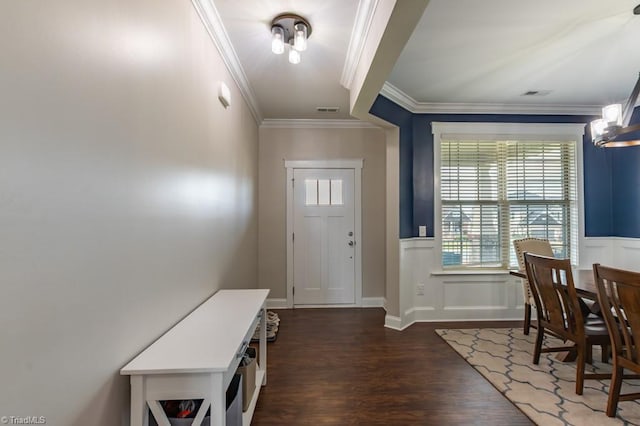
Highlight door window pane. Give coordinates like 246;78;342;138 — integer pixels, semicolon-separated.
304;177;345;206
305;179;317;205
330;180;343;205
318;179;330;205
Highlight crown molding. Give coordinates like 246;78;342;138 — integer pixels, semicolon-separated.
381;81;602;116
340;0;380;89
191;0;262;124
260;119;381;129
379;81;415;111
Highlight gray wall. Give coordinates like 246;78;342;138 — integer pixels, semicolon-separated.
0;2;258;424
258;125;386;300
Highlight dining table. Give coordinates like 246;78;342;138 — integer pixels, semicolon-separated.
509;268;598;301
510;268;601;362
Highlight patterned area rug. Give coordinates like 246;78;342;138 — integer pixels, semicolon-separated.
436;328;640;425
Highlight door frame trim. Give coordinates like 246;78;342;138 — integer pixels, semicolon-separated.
285;159;364;308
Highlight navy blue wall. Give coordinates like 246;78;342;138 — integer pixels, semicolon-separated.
370;95;616;238
583;135;614;237
611;107;640;237
369;96;414;238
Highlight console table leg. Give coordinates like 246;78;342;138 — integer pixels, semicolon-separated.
209;374;225;426
130;376;148;426
260;305;267;385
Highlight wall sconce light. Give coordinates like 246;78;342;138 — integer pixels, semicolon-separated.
590;73;640;148
271;13;312;64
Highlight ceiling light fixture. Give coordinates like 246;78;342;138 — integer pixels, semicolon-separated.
591;6;640;148
270;13;312;64
590;73;640;148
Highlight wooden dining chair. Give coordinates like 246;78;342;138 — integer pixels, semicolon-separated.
513;238;554;335
593;263;640;417
524;253;610;395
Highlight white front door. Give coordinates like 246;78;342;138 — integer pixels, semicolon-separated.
292;168;356;305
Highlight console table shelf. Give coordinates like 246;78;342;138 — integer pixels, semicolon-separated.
121;289;270;426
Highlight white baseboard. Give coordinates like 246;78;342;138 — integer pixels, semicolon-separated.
409;306;522;323
384;314;404;330
362;297;384;307
266;298;288;309
268;297;384;309
293;304;359;308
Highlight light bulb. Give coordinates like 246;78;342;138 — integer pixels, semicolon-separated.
602;104;622;127
289;47;300;64
293;23;307;51
590;118;607;139
271;26;284;54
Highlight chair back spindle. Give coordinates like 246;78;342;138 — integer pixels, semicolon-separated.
595;265;640;363
525;253;610;396
593;263;640;416
525;254;584;339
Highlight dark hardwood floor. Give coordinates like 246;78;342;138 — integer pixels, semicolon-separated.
251;308;533;425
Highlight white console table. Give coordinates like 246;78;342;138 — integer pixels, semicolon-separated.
121;289;270;426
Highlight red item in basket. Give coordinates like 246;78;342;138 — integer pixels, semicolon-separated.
176;400;196;418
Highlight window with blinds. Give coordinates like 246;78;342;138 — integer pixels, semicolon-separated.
440;139;577;269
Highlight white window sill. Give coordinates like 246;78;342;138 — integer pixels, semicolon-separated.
430;269;512;276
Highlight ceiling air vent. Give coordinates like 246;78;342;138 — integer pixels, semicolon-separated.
316;106;340;112
521;90;552;96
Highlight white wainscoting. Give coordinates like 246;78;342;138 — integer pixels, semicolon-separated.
385;236;640;330
267;297;384;310
612;238;640;270
578;237;640;272
578;237;615;269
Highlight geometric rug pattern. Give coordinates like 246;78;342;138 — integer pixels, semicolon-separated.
436;328;640;425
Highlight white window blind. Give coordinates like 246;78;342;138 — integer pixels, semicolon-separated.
441;139;577;268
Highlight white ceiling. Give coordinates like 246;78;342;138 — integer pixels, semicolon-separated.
214;0;640;120
213;0;359;120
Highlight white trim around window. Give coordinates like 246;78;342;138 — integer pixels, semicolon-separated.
432;122;586;271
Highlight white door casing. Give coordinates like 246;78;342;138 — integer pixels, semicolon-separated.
285;160;363;308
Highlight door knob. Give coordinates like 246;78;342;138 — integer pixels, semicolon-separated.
348;240;355;247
